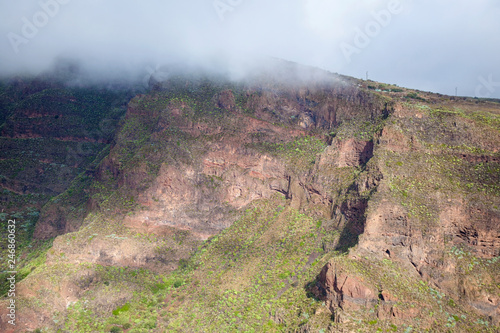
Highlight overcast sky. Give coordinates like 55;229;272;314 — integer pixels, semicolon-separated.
1;0;499;98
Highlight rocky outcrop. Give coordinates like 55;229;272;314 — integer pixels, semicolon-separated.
215;89;237;111
311;260;420;323
319;139;374;168
347;106;500;325
314;261;377;312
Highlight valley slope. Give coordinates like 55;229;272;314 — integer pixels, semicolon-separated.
0;62;499;332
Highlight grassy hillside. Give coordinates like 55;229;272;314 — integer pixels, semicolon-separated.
1;66;499;332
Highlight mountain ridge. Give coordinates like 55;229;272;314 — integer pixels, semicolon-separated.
0;61;499;332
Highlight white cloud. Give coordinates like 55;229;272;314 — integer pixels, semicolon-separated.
0;0;498;97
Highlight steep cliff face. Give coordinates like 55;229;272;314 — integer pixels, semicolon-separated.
348;99;500;326
310;96;500;329
0;63;499;332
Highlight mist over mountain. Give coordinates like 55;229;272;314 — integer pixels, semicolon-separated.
1;0;499;97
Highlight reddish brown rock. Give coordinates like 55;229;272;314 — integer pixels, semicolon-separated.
319;139;374;168
314;261;377;313
215;89;236;111
335;139;374;167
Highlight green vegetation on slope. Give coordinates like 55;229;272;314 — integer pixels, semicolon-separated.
2;71;500;332
40;194;498;332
